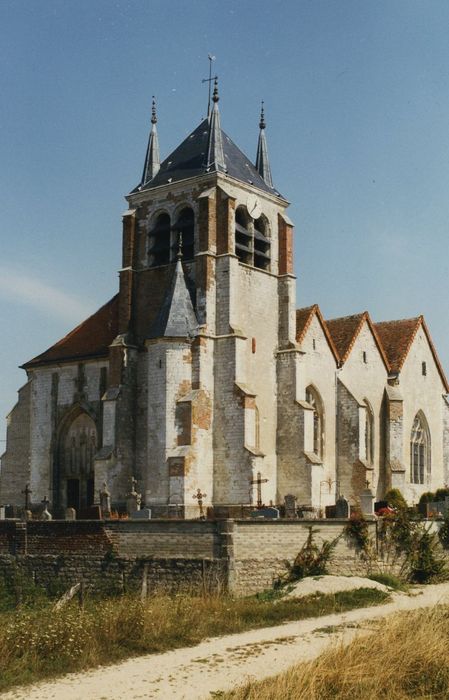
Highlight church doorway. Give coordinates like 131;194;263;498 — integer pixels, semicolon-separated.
57;412;97;512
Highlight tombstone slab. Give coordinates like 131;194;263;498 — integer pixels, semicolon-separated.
250;507;280;519
65;507;76;521
130;508;151;520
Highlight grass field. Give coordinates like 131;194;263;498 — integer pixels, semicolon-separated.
223;604;449;699
0;586;389;692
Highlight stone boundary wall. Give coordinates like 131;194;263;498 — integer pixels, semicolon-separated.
0;518;376;596
230;519;376;595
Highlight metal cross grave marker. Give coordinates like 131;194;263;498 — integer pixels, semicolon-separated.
193;488;207;519
249;472;269;509
21;484;32;510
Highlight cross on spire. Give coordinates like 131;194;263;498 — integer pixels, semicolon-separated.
141;95;161;186
255;100;273;188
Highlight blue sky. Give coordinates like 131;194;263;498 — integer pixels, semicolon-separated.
1;0;449;444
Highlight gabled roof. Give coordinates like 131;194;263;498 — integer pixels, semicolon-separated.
326;311;390;370
148;258;198;339
296;304;339;362
131;118;282;197
375;316;449;392
22;295;119;369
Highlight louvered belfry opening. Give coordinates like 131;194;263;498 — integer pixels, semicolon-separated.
149;212;171;267
174;207;195;261
235;207;252;265
253;215;270;270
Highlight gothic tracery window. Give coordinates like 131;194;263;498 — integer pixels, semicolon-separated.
305;386;324;458
410;413;430;484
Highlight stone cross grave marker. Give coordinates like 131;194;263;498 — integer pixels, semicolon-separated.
41;496;52;521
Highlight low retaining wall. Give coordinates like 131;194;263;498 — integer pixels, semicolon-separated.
0;518;378;596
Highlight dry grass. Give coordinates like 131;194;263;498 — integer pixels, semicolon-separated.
224;605;449;699
0;587;388;692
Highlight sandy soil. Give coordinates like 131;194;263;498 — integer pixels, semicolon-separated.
285;574;390;598
3;580;449;700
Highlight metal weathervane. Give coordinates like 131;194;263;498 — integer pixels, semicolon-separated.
202;54;217;118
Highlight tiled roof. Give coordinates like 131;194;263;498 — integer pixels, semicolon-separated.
374;317;421;373
326;313;367;363
22;295;119;369
296;304;339;362
326;311;390;369
375;316;449;392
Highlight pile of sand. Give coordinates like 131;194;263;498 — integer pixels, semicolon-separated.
285;574;391;598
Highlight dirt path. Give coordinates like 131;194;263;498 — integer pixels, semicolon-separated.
4;582;449;700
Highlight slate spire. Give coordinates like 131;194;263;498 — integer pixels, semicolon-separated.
141;97;160;186
148;239;198;339
255;101;273;188
206;78;226;171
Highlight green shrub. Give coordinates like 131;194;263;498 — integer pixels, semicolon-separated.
367;572;406;591
284;526;340;581
435;488;449;501
419;491;435;505
384;488;408;511
345;512;371;556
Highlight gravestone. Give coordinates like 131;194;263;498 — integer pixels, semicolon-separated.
335;496;350;518
126;477;141;516
0;506;5;520
131;508;151;520
40;496;52;521
99;482;111;518
284;494;297;519
78;505;102;520
65;507;76;521
325;505;337;518
360;487;375;516
250;507;280;519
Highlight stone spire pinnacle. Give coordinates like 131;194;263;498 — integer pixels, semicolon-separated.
206;78;226;171
148;252;198;339
255;101;273;188
141;96;160;186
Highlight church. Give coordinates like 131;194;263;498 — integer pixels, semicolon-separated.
1;80;448;517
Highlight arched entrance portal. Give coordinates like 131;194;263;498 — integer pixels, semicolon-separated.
58;412;97;511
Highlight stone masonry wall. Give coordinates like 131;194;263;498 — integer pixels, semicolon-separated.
231;519;376;595
0;518;378;597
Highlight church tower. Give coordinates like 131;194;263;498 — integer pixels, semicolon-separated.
99;83;295;515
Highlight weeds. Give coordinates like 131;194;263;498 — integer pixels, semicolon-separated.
0;587;389;693
223;604;449;699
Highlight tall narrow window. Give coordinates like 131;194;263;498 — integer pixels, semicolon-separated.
253;215;271;270
410;413;430;484
305;386;324;458
174;207;194;261
364;399;374;464
235;207;252;264
148;212;171;267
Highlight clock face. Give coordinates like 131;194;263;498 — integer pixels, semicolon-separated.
247;194;262;220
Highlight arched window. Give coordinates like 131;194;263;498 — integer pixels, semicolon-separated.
253;215;271;271
305;386;324;458
364;399;374;464
148;212;171;267
235;207;252;265
173;207;194;261
410;413;431;484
